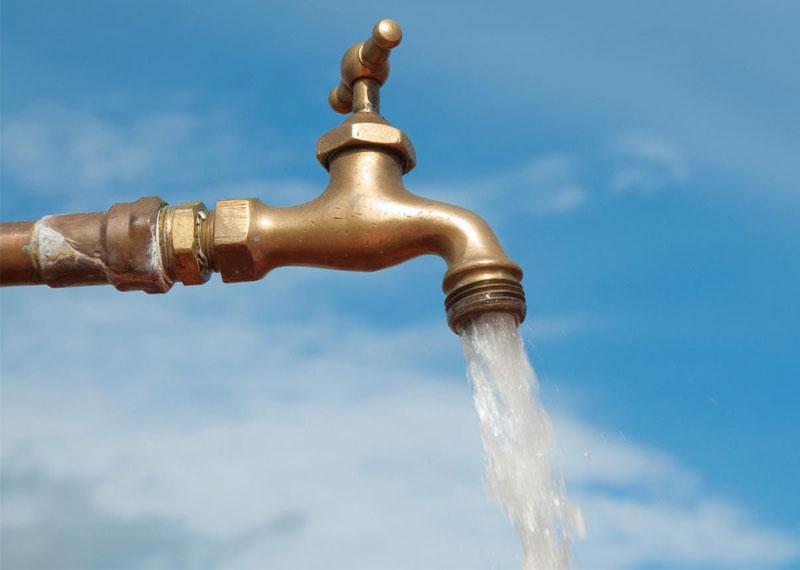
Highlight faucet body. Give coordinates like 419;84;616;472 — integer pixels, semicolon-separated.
0;20;525;332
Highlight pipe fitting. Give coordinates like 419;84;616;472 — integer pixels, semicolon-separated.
161;201;212;285
212;198;260;283
0;196;173;293
104;197;173;293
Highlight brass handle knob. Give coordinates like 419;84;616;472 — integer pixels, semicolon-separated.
328;19;403;114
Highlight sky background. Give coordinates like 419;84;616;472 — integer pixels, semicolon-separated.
1;1;799;569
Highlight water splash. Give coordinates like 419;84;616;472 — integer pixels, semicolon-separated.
460;312;579;570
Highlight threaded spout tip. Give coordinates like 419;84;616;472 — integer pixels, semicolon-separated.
445;278;526;334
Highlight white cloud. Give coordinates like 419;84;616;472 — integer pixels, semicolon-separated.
1;287;797;569
417;153;588;221
0;104;291;210
610;132;690;195
516;155;588;215
578;495;800;570
555;416;697;493
415;136;694;220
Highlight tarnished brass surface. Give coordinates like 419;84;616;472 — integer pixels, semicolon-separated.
0;18;526;332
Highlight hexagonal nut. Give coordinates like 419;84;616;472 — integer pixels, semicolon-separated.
169;201;211;285
213;198;260;283
316;121;416;173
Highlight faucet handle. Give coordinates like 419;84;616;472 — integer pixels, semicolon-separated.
328;19;403;114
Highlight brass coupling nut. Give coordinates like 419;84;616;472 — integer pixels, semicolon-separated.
162;201;212;285
212;198;260;283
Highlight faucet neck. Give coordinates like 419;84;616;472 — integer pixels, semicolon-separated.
327;148;406;198
351;78;381;114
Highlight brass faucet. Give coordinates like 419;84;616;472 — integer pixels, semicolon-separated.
0;19;525;333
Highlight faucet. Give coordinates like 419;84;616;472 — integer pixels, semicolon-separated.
0;19;525;333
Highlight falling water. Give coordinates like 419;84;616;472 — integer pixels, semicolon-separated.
460;312;578;570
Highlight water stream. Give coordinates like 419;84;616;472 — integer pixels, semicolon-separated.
460;313;578;570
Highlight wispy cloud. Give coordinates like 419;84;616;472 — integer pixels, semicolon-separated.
578;495;800;569
516;155;588;214
610;132;690;195
0;104;292;210
417;136;694;223
1;288;797;569
418;153;588;221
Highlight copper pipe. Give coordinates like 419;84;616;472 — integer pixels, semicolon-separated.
0;197;172;293
0;221;42;285
0;19;525;333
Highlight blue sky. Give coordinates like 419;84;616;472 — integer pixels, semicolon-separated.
1;1;799;568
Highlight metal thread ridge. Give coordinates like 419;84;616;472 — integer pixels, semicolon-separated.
445;278;526;333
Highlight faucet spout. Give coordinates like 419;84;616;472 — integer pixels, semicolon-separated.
208;141;524;332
